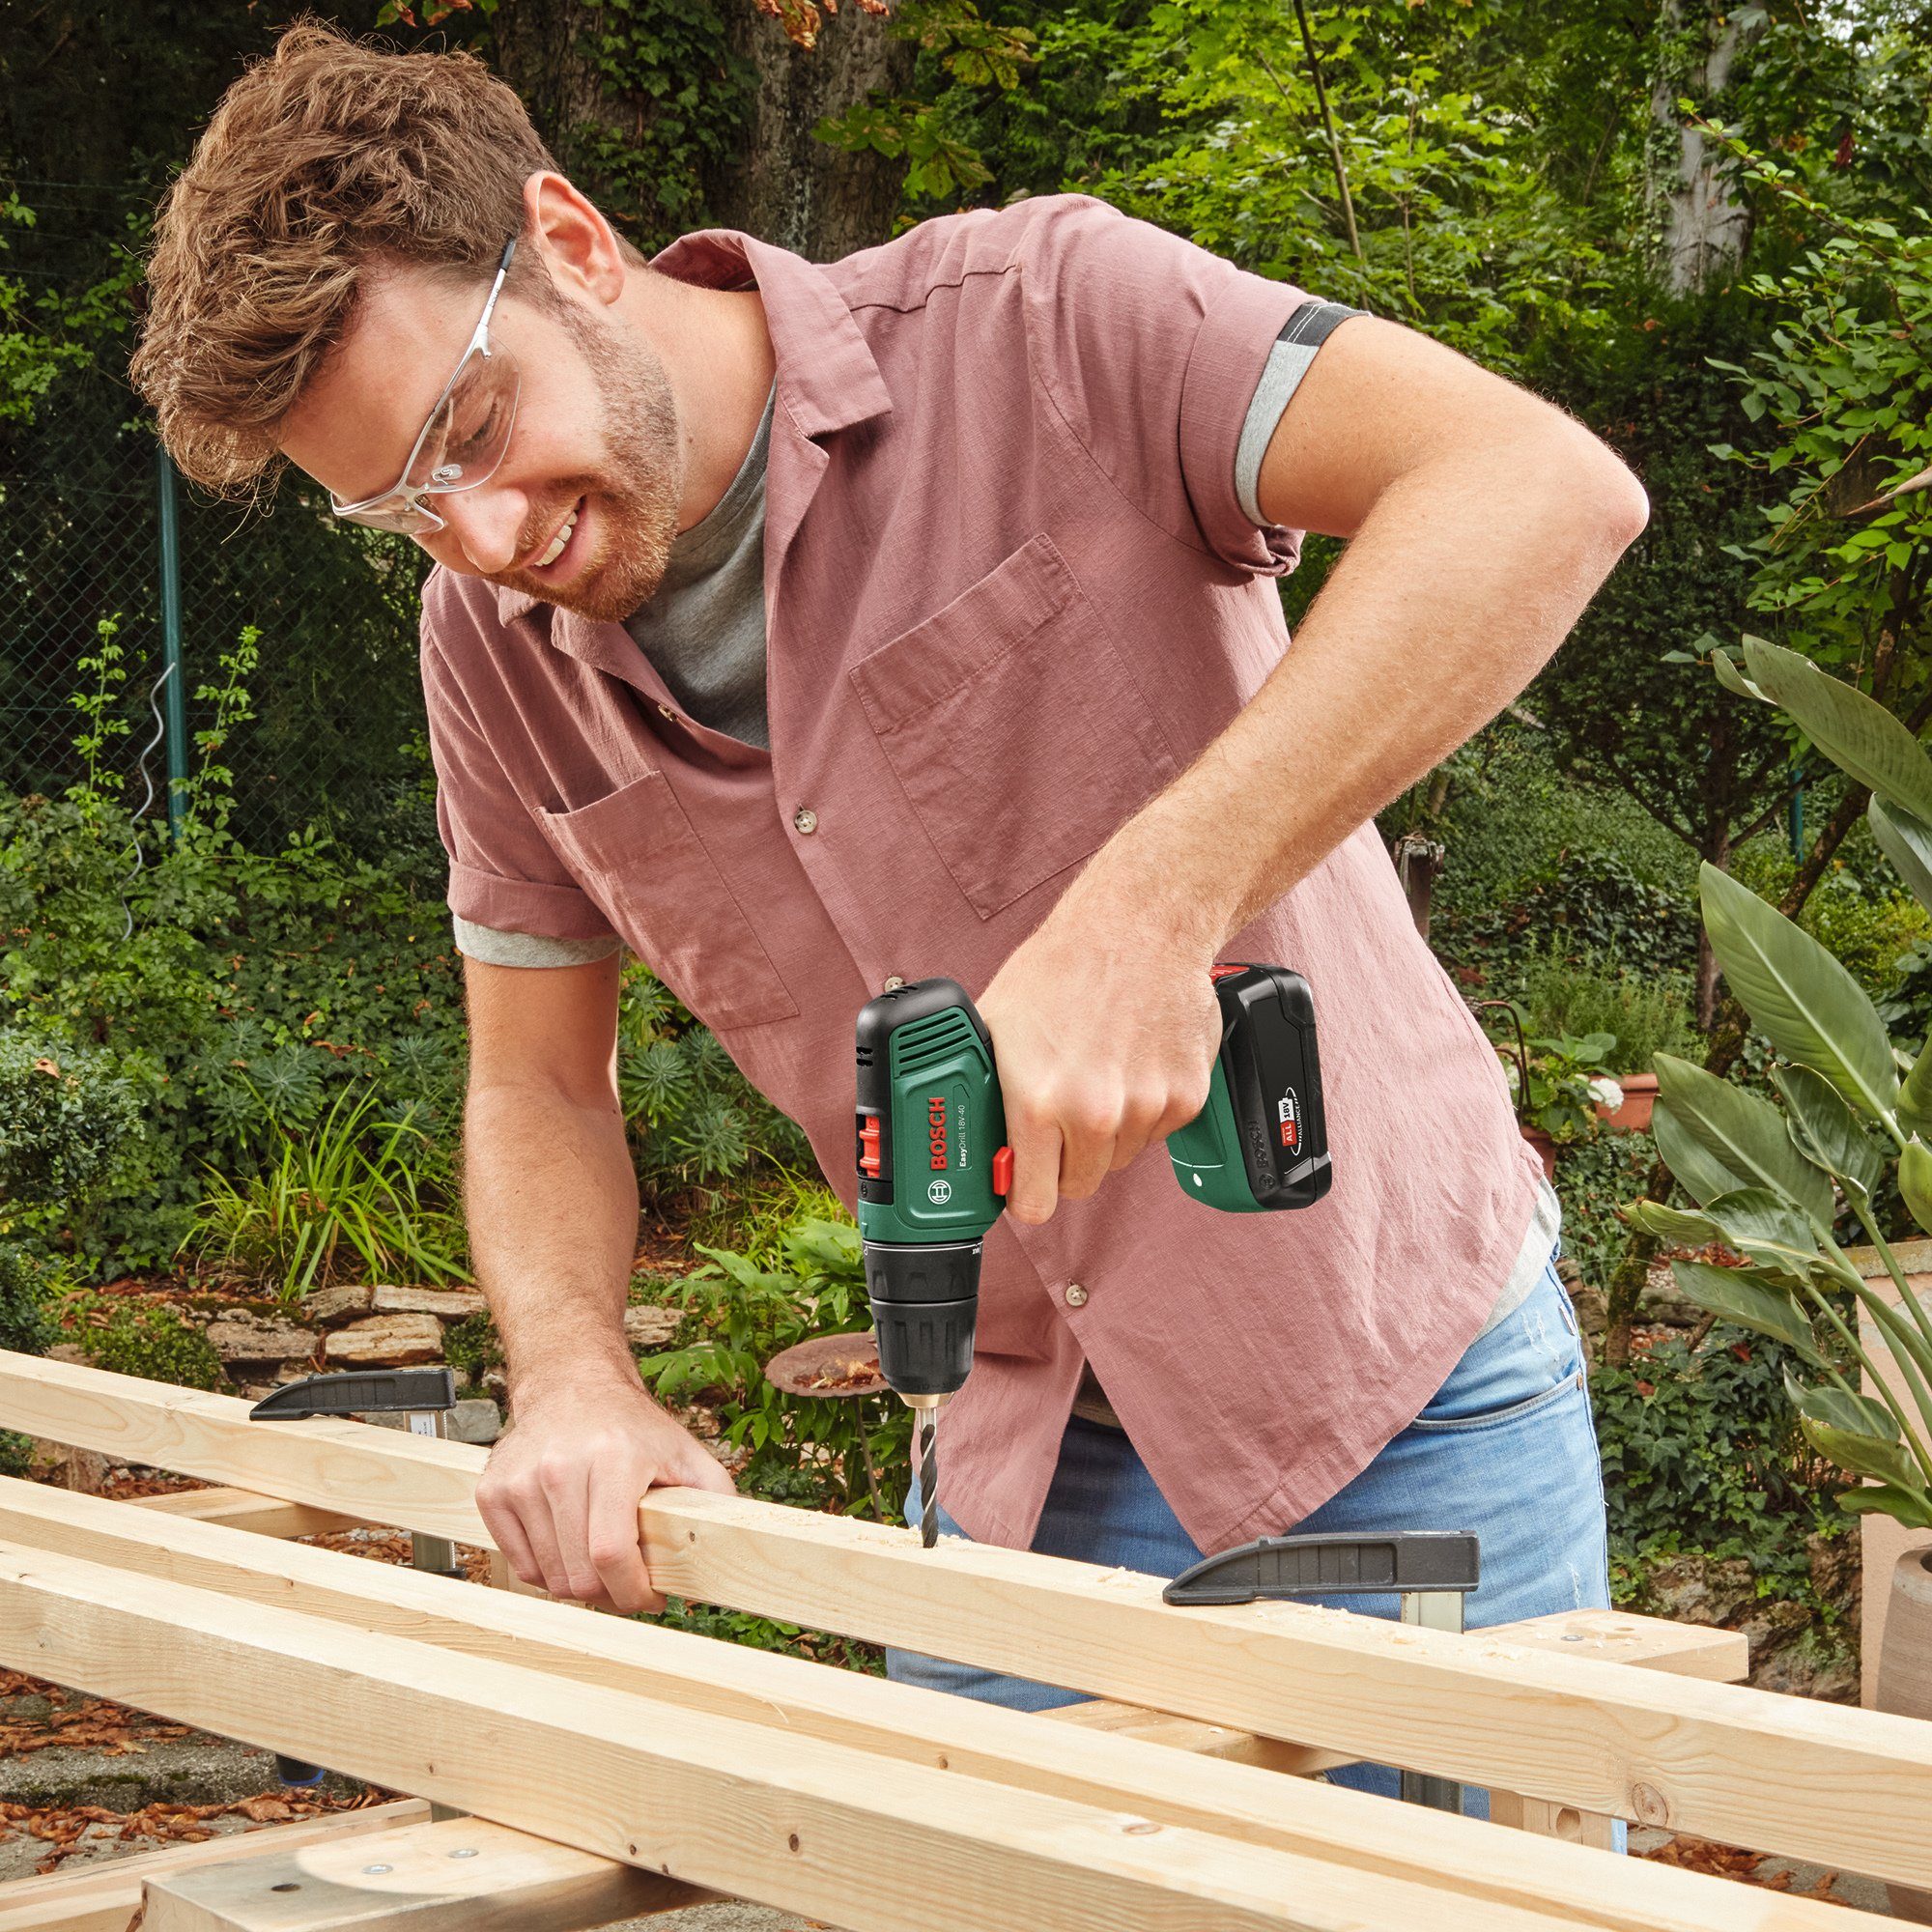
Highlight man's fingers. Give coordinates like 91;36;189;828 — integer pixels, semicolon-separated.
585;1460;663;1614
1004;1107;1064;1224
476;1485;546;1593
536;1455;608;1605
1055;1089;1120;1202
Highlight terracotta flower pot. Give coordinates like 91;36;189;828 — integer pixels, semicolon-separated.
1880;1545;1932;1922
1597;1071;1658;1134
1520;1125;1558;1180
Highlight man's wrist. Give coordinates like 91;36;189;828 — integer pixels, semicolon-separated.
507;1351;648;1416
1069;802;1236;960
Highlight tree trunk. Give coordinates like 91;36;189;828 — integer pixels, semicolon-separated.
492;1;911;260
491;0;612;183
703;3;915;258
1647;0;1758;294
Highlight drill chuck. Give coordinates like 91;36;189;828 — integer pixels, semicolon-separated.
864;1236;982;1400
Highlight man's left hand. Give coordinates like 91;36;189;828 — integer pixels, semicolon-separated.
974;867;1226;1225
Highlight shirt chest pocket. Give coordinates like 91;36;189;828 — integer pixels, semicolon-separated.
847;534;1180;921
535;769;799;1033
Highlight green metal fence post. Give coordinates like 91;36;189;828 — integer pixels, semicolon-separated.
156;443;189;836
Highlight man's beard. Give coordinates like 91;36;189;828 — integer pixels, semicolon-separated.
500;305;684;624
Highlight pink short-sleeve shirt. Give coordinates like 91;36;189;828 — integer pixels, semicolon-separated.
421;194;1543;1555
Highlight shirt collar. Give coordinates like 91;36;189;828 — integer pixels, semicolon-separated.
489;230;890;628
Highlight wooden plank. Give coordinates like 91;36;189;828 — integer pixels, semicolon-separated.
1492;1610;1747;1683
0;1805;429;1932
128;1490;359;1541
1040;1698;1347;1775
1489;1793;1620;1853
2;1351;1922;1891
1040;1609;1745;1778
0;1541;1605;1932
141;1817;702;1932
0;1478;1864;1932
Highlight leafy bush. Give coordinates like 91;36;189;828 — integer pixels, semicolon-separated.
0;1242;56;1353
1594;1325;1835;1599
69;1296;225;1390
1515;947;1697;1076
1554;1130;1657;1295
1736;837;1931;1001
639;1211;911;1520
443;1309;502;1384
618;966;812;1195
188;1081;469;1301
0;1025;140;1236
1433;844;1701;991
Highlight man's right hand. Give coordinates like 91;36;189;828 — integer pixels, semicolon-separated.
475;1379;737;1613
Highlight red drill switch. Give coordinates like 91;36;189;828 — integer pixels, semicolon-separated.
991;1144;1013;1196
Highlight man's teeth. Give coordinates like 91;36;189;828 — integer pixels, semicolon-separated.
536;507;579;569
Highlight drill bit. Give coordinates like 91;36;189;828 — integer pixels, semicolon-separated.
912;1399;941;1548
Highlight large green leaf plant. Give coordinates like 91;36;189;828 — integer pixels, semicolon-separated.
1632;638;1932;1532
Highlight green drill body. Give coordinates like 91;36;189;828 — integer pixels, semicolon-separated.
855;968;1330;1546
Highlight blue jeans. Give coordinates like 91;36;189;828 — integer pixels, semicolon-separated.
888;1253;1610;1813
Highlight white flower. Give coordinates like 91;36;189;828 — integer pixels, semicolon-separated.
1588;1076;1625;1111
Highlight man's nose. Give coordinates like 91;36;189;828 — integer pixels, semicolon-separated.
436;485;530;576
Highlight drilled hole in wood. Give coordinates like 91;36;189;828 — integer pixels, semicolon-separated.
1553;1808;1584;1841
270;1884;300;1893
787;1834;801;1854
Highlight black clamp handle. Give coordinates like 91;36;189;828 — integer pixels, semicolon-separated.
1163;1530;1479;1607
248;1368;456;1421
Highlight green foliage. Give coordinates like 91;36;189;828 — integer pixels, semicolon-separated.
0;192;141;426
0;1025;140;1232
68;1295;225;1392
0;1243;58;1354
1593;1324;1837;1597
618;966;812;1195
1494;1028;1618;1144
443;1309;503;1384
1630;640;1932;1532
575;0;750;252
1515;945;1696;1076
815;1;1036;203
1;648;470;1274
1553;1129;1656;1295
1705;140;1932;709
650;1596;883;1674
188;1082;469;1302
1735;836;1931;1000
639;1211;912;1521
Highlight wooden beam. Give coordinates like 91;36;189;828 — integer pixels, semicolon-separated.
1492;1610;1748;1683
0;1804;429;1932
4;1351;1922;1891
1040;1698;1347;1775
0;1541;1602;1932
0;1478;1861;1932
128;1489;360;1540
140;1817;702;1932
1040;1609;1746;1779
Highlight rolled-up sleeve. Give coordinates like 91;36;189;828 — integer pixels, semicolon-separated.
1017;195;1310;576
419;577;617;945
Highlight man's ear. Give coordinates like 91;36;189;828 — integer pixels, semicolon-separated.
522;171;626;309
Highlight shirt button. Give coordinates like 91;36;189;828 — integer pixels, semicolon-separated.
1065;1282;1090;1308
883;975;906;991
793;807;819;836
657;702;676;722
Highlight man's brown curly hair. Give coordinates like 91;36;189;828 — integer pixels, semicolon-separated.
131;18;611;500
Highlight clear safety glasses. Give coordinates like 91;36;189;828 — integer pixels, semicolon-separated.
328;237;523;536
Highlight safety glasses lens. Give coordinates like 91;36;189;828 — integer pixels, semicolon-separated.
407;348;520;497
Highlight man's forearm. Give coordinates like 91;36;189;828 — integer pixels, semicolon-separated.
464;1079;641;1405
1079;417;1645;950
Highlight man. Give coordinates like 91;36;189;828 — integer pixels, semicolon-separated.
132;23;1645;1750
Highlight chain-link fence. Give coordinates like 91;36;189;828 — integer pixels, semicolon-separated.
2;182;432;851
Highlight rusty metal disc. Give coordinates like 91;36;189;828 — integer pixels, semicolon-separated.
763;1330;888;1399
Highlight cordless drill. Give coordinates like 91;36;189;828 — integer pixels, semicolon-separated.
854;965;1330;1546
